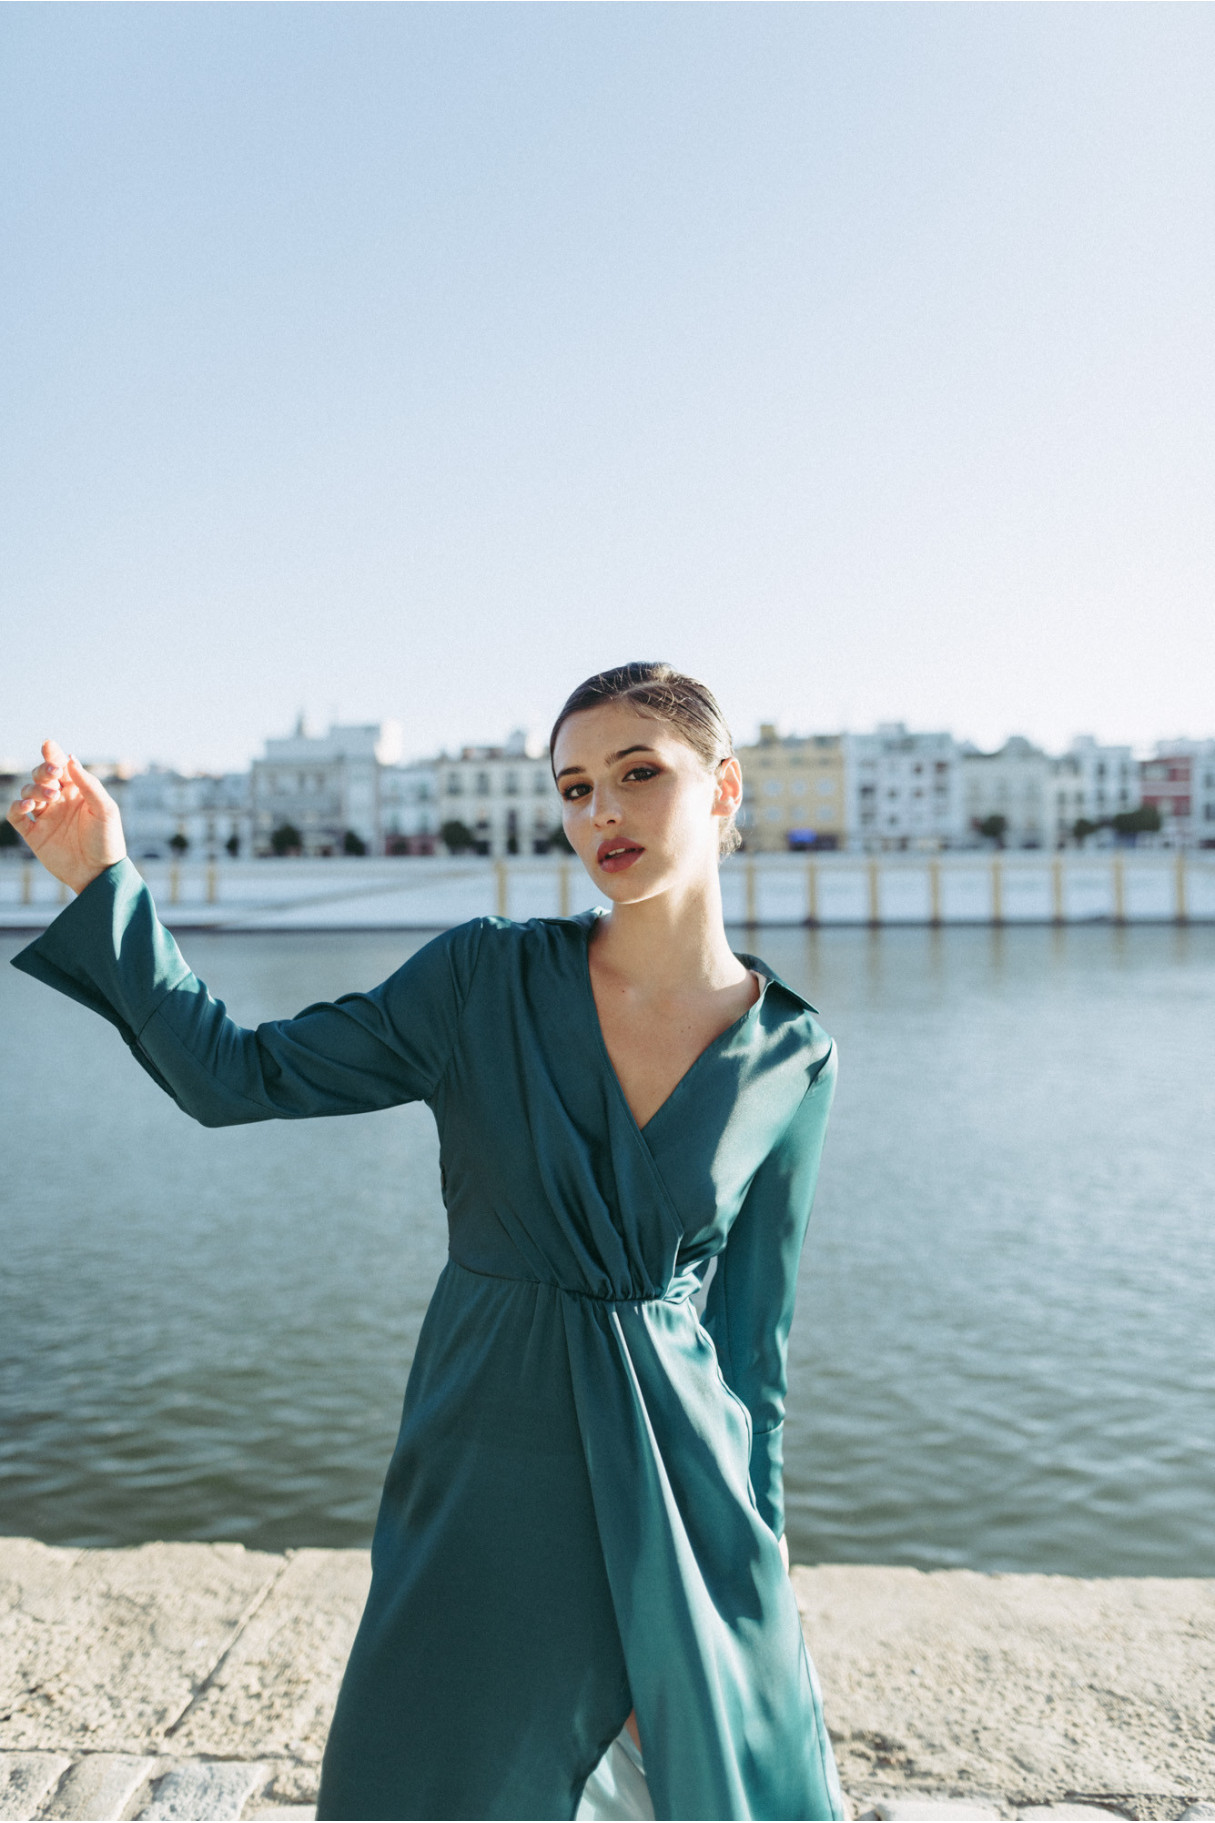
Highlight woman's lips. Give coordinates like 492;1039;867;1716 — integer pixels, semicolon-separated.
597;839;645;873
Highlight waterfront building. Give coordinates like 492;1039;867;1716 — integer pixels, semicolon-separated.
735;727;845;852
960;737;1051;847
435;729;558;857
1050;737;1138;846
380;761;440;854
843;724;965;852
1140;739;1215;847
251;719;402;856
109;766;253;861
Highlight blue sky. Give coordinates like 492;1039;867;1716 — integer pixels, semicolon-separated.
2;4;1212;772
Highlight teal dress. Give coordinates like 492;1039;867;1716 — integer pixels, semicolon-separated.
13;859;844;1823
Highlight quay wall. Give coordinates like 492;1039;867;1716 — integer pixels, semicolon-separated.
1;1538;1213;1820
2;851;1213;932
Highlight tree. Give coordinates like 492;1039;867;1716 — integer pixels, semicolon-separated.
225;833;241;858
547;825;574;854
1111;804;1161;840
169;831;189;856
0;819;19;849
270;822;303;856
976;814;1008;848
342;829;367;856
1072;817;1101;846
440;818;477;855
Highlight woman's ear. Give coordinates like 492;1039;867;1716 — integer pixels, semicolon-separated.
713;756;743;819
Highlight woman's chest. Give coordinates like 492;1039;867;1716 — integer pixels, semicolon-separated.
590;973;761;1133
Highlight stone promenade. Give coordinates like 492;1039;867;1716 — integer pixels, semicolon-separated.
2;1538;1213;1821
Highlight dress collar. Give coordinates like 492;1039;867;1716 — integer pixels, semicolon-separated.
573;907;819;1017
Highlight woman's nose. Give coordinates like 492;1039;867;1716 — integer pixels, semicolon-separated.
590;788;621;826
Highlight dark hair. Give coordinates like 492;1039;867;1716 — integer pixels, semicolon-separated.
549;661;741;857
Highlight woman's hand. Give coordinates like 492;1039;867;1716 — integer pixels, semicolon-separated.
7;740;127;894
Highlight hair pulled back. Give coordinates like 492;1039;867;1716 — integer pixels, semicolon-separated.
549;661;742;858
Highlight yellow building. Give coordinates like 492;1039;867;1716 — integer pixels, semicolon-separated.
736;726;845;852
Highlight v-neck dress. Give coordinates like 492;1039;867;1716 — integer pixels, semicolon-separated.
12;859;844;1823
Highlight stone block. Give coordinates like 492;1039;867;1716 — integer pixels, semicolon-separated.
0;1753;71;1821
137;1761;267;1820
1016;1808;1123;1819
794;1564;1215;1799
167;1551;370;1762
42;1754;156;1820
0;1540;283;1754
867;1802;1003;1820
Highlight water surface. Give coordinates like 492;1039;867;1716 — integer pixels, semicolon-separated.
2;921;1212;1573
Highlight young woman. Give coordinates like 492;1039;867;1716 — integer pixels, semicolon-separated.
8;662;844;1823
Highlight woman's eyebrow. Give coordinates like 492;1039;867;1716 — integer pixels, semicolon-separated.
555;744;657;782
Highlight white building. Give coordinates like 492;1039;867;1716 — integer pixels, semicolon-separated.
112;767;253;861
436;730;559;857
843;724;965;851
380;761;440;854
251;720;402;856
960;737;1052;848
1051;737;1138;846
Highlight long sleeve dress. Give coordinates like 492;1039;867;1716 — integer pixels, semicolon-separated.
12;858;845;1823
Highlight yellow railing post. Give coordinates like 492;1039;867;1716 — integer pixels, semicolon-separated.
169;864;180;906
929;858;941;928
805;860;818;927
206;864;218;906
991;856;1003;927
1052;855;1065;925
495;859;508;918
745;859;758;927
558;862;570;918
21;865;32;906
1111;854;1126;925
1175;850;1188;925
867;858;881;927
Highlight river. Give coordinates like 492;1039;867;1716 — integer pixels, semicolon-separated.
3;920;1213;1574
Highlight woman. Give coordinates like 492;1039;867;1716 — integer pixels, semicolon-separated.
8;662;844;1823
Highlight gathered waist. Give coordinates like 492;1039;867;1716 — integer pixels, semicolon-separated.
446;1252;703;1307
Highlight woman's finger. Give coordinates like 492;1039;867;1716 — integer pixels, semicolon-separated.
41;738;69;770
20;780;61;805
66;755;113;810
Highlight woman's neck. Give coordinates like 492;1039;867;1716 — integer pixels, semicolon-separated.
589;870;748;999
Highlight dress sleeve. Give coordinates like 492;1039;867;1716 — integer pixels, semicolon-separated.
9;858;485;1127
701;1038;837;1539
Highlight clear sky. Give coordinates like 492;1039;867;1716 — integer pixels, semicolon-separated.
3;4;1212;774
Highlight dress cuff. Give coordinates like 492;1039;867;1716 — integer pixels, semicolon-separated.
9;858;190;1047
750;1423;785;1539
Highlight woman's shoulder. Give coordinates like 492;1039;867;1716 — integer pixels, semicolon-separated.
738;949;836;1076
411;909;598;973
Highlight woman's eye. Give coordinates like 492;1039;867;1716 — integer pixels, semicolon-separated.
561;782;590;801
624;766;659;782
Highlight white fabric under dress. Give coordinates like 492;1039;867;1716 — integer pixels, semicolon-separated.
576;1727;655;1822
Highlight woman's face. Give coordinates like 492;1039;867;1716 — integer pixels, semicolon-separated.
552;700;741;905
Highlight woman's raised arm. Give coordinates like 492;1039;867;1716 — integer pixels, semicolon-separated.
10;743;485;1127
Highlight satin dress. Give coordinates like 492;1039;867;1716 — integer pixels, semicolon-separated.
13;859;844;1822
